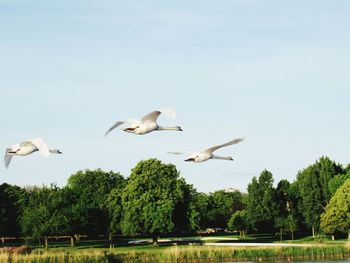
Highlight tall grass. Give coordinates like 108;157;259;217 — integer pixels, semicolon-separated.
0;245;349;263
0;250;120;263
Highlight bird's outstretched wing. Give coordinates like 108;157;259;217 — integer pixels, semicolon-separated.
203;137;245;154
167;151;186;155
167;151;198;158
104;121;125;137
141;111;162;123
4;148;13;169
27;137;50;156
141;108;176;123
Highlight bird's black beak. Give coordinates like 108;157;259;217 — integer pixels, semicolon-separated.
229;157;234;161
58;150;63;154
185;158;195;162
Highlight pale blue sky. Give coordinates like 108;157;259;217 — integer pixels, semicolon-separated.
1;1;350;192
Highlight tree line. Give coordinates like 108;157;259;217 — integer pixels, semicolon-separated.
0;156;349;247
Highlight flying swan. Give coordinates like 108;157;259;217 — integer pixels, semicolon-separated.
4;137;62;168
168;137;244;163
104;108;183;136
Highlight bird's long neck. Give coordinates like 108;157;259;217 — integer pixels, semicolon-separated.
157;126;182;131
211;155;233;161
49;149;62;154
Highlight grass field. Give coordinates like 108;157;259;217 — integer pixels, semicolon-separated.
1;234;349;263
1;244;350;263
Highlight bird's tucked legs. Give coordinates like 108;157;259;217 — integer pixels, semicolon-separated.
123;126;139;133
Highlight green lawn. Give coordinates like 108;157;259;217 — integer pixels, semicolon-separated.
1;236;349;263
2;233;348;252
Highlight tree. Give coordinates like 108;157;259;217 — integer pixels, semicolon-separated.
320;179;350;240
297;156;344;237
20;185;68;248
120;159;194;246
274;180;299;240
180;187;204;233
328;170;350;196
188;192;210;230
0;183;25;241
273;216;297;242
274;217;287;242
246;170;277;233
286;215;298;240
227;210;249;238
275;180;291;218
206;190;244;228
106;179;127;245
66;169;125;237
56;186;86;246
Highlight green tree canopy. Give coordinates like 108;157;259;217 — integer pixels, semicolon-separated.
297;156;344;236
274;180;299;240
206;190;244;228
246;170;277;233
227;210;249;237
0;183;25;237
320;178;350;239
168;189;245;231
188;192;210;231
66;169;125;236
275;180;291;218
106;181;127;235
120;159;194;245
20;185;68;248
288;181;304;230
328;170;350;196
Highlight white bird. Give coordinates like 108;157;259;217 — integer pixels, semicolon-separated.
168;137;244;163
104;108;183;136
4;137;62;168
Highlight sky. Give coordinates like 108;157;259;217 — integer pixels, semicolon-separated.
1;1;350;193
